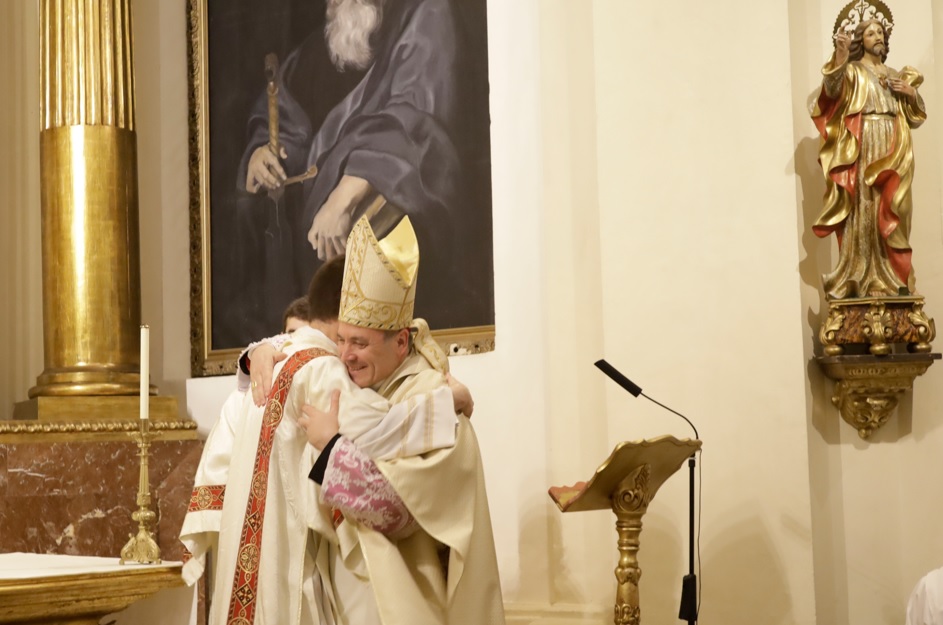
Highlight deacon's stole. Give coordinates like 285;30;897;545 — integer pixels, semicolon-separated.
226;347;330;625
188;484;226;512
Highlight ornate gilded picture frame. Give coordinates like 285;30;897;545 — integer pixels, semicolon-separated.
187;0;495;375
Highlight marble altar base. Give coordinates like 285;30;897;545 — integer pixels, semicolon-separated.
0;440;202;560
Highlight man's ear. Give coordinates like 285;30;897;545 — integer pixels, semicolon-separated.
395;327;410;358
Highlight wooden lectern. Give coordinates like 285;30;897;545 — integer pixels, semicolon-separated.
549;435;701;625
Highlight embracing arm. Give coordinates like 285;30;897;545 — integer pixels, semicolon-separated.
236;334;292;405
298;373;475;538
316;436;419;540
301;392;417;539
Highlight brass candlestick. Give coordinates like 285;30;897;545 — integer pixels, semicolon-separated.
119;417;162;564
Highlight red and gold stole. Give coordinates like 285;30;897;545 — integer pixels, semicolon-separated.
226;348;330;625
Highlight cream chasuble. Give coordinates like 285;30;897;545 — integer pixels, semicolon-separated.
332;346;506;625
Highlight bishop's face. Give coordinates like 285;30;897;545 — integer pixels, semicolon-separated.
336;322;409;389
862;22;886;58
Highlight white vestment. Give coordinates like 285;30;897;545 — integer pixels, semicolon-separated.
907;567;943;625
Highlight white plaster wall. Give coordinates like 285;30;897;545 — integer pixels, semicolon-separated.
533;0;612;617
133;0;193;419
590;2;817;623
467;0;551;608
0;1;43;414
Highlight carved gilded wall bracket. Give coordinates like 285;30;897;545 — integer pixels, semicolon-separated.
818;354;939;438
816;296;938;438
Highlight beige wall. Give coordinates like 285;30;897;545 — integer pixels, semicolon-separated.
0;1;42;411
133;0;193;417
4;1;943;624
590;1;817;622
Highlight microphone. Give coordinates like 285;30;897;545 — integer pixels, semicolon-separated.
593;359;641;397
593;359;698;439
593;358;700;624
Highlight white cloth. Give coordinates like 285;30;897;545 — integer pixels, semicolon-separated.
345;381;456;460
180;389;243;584
907;567;943;625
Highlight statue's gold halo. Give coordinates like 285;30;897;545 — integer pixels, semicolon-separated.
833;0;894;37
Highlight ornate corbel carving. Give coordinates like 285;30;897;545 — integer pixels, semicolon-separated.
820;307;846;357
908;302;935;353
816;296;939;438
862;302;893;355
819;355;939;438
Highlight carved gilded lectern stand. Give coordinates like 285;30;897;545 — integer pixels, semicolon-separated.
549;435;701;625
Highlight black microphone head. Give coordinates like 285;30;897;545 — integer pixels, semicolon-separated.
594;359;642;397
595;359;699;439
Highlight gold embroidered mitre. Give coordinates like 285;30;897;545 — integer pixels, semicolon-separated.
339;215;419;330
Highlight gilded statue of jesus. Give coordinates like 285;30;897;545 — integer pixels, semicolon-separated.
812;1;926;299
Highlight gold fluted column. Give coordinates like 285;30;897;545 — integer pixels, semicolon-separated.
32;0;140;398
3;0;192;439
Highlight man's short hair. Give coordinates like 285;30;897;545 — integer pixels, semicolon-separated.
307;255;346;321
382;326;414;351
282;296;311;329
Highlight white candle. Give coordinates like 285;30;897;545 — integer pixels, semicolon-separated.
140;325;149;420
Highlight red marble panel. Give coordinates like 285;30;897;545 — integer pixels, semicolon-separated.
156;443;203;561
0;446;7;498
0;440;203;560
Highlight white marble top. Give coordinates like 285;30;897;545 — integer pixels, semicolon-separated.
0;552;182;580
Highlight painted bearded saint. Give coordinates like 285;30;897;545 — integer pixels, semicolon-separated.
229;0;493;344
812;15;926;299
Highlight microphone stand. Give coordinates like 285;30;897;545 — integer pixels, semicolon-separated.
641;392;697;625
679;454;697;624
594;360;698;624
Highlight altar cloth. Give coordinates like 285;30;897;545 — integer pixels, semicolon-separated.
0;552;182;579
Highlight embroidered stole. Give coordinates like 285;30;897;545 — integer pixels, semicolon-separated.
226;347;329;624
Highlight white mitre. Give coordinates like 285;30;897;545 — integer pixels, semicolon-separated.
339;215;419;330
339;215;449;373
